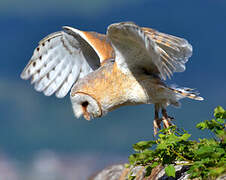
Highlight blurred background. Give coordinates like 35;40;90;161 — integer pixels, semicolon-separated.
0;0;226;179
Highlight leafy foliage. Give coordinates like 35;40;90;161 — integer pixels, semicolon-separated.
128;106;226;179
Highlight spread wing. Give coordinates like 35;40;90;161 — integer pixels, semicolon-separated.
107;22;192;80
21;26;114;98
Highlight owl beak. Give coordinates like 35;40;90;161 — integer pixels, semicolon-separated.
81;101;90;120
83;112;90;120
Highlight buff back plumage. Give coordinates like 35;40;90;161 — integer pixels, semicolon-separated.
81;31;115;64
70;62;148;118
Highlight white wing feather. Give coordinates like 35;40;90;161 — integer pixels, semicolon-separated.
142;27;192;73
107;22;192;80
21;29;99;98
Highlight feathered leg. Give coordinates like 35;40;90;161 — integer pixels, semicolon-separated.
153;104;161;135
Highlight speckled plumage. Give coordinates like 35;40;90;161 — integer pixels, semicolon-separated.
21;22;203;134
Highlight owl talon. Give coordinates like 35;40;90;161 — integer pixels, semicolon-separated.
162;117;172;128
168;116;174;121
153;118;162;136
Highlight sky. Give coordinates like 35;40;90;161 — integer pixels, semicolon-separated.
0;0;226;162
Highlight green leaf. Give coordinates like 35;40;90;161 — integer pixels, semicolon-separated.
180;133;191;141
124;163;130;168
195;146;215;157
158;134;165;138
223;112;226;119
214;106;225;118
165;165;176;178
216;118;225;124
156;142;168;150
196;122;207;129
213;147;225;158
209;167;225;176
151;161;159;168
132;140;156;152
215;129;225;137
129;154;137;164
159;125;177;134
167;133;180;144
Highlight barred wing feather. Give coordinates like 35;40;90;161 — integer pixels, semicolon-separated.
21;27;101;98
142;27;192;74
107;22;192;80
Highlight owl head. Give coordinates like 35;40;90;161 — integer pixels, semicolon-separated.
70;92;102;120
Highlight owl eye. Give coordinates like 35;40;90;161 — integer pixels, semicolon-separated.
71;93;102;119
81;101;89;107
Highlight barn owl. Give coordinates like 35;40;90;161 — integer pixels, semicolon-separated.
21;22;203;135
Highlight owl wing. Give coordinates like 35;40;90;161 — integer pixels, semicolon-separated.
21;26;114;98
107;22;192;80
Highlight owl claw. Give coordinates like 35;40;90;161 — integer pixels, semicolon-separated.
153;118;161;136
153;117;174;136
153;106;175;136
168;116;174;120
162;117;173;128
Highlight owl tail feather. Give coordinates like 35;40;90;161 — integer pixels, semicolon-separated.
169;86;204;101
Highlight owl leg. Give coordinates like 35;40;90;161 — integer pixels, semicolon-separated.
153;104;161;135
162;108;173;128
